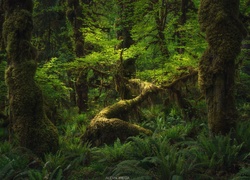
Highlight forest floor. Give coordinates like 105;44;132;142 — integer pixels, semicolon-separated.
1;105;250;180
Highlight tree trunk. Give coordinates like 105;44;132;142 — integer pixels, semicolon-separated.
175;0;189;54
66;0;89;113
114;0;138;121
2;0;59;156
76;69;89;113
198;0;247;135
152;0;170;58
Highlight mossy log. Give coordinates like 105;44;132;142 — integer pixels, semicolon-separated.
82;79;159;146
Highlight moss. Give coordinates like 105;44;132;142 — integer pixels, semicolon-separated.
8;64;59;156
24;117;59;156
198;0;246;92
3;2;59;156
82;79;158;146
82;118;152;147
3;9;34;62
198;0;246;134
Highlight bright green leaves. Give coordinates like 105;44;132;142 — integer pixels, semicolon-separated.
36;57;71;106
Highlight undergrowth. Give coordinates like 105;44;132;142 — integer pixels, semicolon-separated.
1;107;250;180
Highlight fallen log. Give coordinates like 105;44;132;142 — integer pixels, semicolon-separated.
82;69;199;146
82;79;159;146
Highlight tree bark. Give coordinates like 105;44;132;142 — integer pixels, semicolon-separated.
198;0;247;135
2;0;59;156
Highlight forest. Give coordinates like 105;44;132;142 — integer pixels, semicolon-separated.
0;0;250;179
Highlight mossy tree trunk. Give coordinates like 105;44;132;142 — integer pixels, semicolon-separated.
2;0;59;156
198;0;247;135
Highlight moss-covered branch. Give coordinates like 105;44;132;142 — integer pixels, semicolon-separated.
82;79;159;146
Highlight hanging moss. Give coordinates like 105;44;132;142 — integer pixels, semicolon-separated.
82;79;159;146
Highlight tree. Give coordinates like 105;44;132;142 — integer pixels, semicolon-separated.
2;0;59;156
33;0;66;61
198;0;247;135
66;0;89;113
115;0;137;101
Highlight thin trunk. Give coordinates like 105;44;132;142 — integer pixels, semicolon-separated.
115;0;136;99
76;69;89;113
176;0;188;54
155;0;169;58
67;0;88;113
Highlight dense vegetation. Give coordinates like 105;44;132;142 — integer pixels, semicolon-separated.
0;0;250;179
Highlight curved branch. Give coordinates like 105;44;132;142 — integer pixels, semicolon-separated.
82;79;159;146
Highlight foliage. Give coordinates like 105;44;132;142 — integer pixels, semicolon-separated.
187;133;244;178
233;167;250;180
1;0;250;179
92;139;131;164
36;57;70;104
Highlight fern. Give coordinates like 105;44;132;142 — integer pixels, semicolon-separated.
153;143;189;179
28;170;43;180
12;169;43;180
112;160;152;179
189;133;243;171
0;142;12;154
114;134;195;180
0;156;15;180
233;167;250;180
0;152;32;180
127;135;161;159
49;166;63;180
236;121;250;152
44;151;65;172
93;139;131;163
